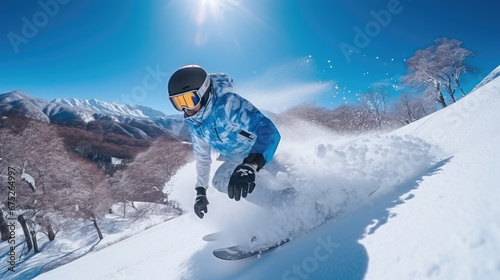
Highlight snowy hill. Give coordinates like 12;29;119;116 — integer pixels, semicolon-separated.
9;68;500;279
0;91;50;122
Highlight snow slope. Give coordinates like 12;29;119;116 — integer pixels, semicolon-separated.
27;72;500;280
472;65;500;91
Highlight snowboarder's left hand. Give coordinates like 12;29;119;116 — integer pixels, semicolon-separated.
228;163;256;201
194;187;209;219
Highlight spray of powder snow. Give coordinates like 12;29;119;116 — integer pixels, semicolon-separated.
216;118;441;249
238;57;335;114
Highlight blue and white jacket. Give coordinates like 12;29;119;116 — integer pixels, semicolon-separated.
185;73;281;189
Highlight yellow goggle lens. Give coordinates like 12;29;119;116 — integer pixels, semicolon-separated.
171;91;199;110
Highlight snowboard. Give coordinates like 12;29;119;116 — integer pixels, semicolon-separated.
213;238;290;261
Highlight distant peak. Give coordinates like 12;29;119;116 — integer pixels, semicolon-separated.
0;90;33;102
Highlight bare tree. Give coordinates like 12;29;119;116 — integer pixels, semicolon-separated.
435;37;474;98
57;158;113;241
404;47;448;108
0;209;10;241
394;93;435;125
404;37;473;108
17;214;33;252
359;86;390;130
396;94;418;124
36;214;61;241
110;135;192;207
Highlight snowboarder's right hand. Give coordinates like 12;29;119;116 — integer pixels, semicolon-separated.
194;187;209;219
228;163;257;201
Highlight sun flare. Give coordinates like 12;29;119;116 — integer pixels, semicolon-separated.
197;0;241;24
185;0;265;46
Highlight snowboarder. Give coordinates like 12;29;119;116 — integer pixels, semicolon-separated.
167;65;291;219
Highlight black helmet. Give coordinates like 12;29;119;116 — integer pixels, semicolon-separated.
167;65;211;111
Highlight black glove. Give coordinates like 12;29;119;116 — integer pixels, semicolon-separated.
228;163;256;201
194;187;209;219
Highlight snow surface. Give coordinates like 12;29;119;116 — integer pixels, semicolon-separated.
0;205;179;280
4;71;499;279
472;65;500;91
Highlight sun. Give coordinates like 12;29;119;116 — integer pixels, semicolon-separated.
192;0;240;43
196;0;241;24
185;0;264;46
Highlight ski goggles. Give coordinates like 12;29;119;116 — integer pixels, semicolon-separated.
169;76;210;111
169;91;201;111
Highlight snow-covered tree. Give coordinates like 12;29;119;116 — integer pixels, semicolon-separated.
403;37;473;108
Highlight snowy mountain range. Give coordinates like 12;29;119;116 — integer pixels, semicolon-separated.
0;91;187;139
51;97;166;121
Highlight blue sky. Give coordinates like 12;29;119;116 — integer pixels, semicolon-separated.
1;0;499;115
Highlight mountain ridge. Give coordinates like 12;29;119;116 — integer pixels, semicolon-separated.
0;90;187;140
